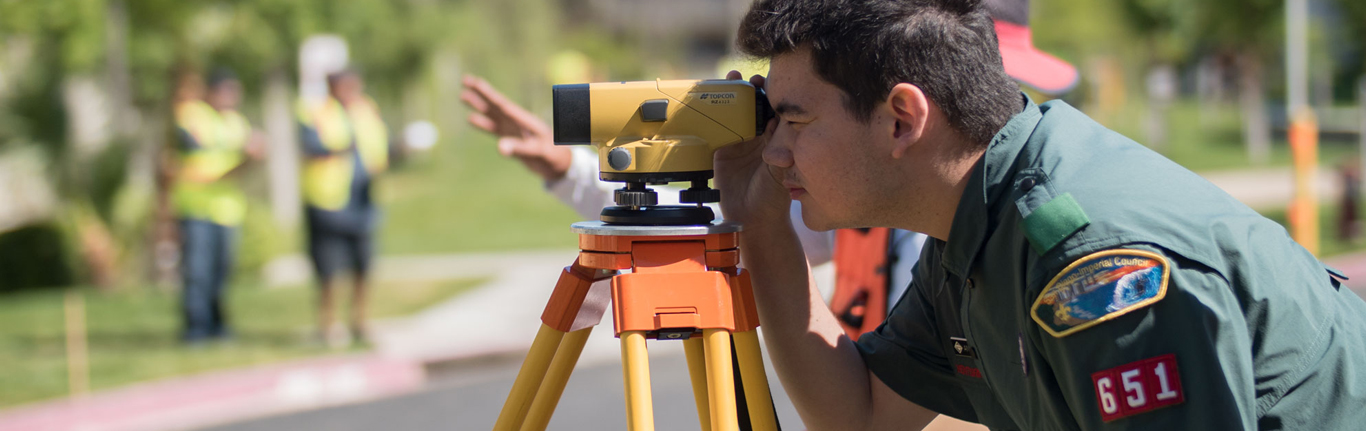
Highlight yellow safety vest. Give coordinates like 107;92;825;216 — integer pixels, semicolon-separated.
298;96;389;210
172;100;250;226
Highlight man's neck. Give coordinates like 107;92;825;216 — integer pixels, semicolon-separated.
907;98;1023;241
884;129;987;242
926;144;986;242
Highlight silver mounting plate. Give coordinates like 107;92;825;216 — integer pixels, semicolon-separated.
570;220;742;236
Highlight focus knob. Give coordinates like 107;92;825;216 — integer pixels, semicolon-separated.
608;148;632;170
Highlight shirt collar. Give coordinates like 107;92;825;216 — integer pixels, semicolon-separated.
940;93;1043;277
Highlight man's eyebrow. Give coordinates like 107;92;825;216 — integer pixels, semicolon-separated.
773;101;807;117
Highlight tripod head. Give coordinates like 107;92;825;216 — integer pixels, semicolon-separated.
552;79;773;225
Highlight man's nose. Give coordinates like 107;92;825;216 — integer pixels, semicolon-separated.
762;128;794;168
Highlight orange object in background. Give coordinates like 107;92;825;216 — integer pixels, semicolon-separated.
1288;109;1319;255
830;228;891;339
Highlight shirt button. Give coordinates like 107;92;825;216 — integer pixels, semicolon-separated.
1020;177;1037;192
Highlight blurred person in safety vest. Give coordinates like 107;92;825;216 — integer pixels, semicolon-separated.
297;69;390;346
172;68;264;344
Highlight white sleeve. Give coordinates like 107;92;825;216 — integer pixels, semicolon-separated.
545;147;617;220
886;230;928;310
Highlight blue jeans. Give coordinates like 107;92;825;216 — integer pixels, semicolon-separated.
180;219;235;342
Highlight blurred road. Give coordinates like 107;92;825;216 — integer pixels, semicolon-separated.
197;348;986;431
199;349;805;431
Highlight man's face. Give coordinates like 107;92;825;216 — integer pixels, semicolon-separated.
762;49;898;231
207;80;242;111
330;75;363;103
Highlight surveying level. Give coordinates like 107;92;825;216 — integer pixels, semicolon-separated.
552;79;773;225
493;79;780;431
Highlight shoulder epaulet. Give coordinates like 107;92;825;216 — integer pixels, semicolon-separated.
1021;192;1089;255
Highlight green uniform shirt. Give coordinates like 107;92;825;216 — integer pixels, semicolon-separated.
856;96;1366;430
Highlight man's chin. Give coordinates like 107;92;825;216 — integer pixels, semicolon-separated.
798;209;840;232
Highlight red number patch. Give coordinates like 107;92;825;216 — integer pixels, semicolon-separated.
1091;354;1184;422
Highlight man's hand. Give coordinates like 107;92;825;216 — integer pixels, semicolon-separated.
244;131;267;161
461;75;573;182
714;71;789;227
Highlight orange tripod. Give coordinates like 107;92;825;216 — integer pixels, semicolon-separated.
493;221;778;431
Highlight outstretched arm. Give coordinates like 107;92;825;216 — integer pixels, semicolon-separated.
460;75;572;182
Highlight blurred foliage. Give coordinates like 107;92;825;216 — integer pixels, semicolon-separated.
0;0;568;177
0;0;593;287
1334;0;1365;48
0;224;75;291
1114;0;1191;64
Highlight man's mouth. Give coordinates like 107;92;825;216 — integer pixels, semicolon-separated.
783;181;806;199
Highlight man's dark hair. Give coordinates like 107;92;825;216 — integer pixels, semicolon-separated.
738;0;1021;145
327;68;361;88
206;67;238;89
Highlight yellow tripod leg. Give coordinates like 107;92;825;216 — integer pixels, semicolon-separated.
733;330;778;431
494;324;566;431
621;331;655;431
683;337;712;431
703;329;738;431
518;326;593;431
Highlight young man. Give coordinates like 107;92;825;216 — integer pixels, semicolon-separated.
716;0;1366;430
461;0;1075;340
298;70;390;344
172;69;263;343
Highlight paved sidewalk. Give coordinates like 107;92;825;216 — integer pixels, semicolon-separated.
1200;167;1341;211
366;249;673;367
0;354;423;431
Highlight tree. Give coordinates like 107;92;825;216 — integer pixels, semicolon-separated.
1113;0;1193;151
1193;0;1283;166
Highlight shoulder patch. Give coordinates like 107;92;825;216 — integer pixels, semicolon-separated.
1031;249;1170;337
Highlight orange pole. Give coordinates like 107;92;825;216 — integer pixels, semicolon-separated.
1289;108;1319;255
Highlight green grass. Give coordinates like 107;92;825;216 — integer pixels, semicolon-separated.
376;129;582;254
0;277;484;408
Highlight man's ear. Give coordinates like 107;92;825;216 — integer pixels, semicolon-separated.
887;83;930;159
